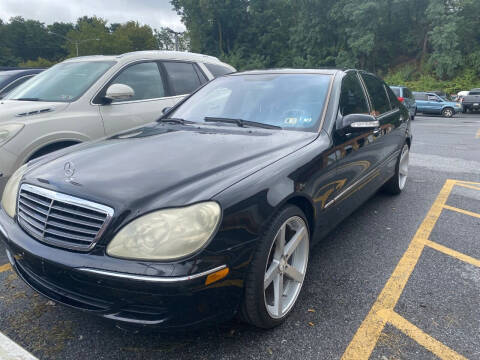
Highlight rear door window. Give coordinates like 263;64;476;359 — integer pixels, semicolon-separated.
360;73;391;116
414;92;427;101
163;62;201;96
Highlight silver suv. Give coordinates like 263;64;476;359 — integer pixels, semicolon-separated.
0;51;235;192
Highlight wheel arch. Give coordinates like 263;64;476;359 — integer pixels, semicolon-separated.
27;140;82;162
283;195;316;239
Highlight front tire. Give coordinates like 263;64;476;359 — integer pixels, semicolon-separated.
383;143;409;195
442;107;454;118
240;205;309;328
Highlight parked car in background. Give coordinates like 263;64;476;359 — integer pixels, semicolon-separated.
0;68;44;99
413;91;461;118
461;89;480;113
390;86;417;120
0;51;235;192
0;69;411;329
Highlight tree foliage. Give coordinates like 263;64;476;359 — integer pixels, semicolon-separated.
172;0;480;87
0;16;183;66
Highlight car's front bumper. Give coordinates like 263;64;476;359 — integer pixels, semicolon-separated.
0;208;252;329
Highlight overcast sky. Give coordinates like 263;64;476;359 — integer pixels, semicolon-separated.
0;0;185;31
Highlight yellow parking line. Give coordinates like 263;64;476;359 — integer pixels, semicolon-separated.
425;240;480;268
0;263;11;273
476;128;480;139
341;179;455;360
443;204;480;219
455;180;480;186
455;183;480;192
378;310;467;360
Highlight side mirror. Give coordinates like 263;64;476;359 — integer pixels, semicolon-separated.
162;107;172;115
340;114;379;132
104;83;135;102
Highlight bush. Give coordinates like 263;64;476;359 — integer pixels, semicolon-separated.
18;57;56;68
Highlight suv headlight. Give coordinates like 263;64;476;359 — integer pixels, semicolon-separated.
1;164;28;218
107;202;221;261
0;124;24;147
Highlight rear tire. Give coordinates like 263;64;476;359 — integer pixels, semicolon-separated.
383;143;409;195
442;107;454;118
240;205;309;328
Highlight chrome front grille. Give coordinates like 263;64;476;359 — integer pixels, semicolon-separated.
17;184;114;251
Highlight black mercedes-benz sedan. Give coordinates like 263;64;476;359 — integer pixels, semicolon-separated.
0;69;411;329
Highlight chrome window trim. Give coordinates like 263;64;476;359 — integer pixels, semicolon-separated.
78;265;227;283
107;94;186;106
17;184;114;251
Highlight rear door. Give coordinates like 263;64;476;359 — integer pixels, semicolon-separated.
414;92;428;113
99;61;173;135
360;72;403;172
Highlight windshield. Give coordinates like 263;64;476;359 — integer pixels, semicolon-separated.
170;73;332;132
6;61;115;102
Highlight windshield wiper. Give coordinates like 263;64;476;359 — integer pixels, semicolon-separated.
204;117;281;130
159;117;192;125
14;97;41;101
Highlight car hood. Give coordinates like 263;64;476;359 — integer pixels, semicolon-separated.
0;100;70;122
24;123;317;217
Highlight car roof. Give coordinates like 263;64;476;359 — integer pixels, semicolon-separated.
231;68;342;76
63;50;231;67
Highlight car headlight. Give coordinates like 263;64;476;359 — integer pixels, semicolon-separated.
106;202;221;261
0;124;24;147
1;164;28;218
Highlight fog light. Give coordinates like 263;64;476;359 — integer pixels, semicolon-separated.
205;267;229;286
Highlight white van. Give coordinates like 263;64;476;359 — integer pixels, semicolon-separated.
0;51;235;191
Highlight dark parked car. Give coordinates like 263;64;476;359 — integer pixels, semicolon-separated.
0;68;44;99
0;69;411;329
390;85;417;120
461;89;480;113
413;91;461;117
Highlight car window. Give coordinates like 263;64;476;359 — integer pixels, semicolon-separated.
390;87;401;97
0;75;33;96
385;85;400;109
111;62;165;102
204;63;233;78
405;88;413;99
360;73;391;116
427;95;439;102
339;72;370;116
194;65;209;83
414;92;427;101
163;62;201;96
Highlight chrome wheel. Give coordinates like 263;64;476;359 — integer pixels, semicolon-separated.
398;144;409;190
264;216;309;319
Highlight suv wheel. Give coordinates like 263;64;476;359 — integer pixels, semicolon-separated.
442;107;454;118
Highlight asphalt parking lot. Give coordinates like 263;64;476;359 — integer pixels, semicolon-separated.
1;113;479;360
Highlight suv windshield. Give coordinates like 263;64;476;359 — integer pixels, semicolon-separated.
170;74;332;132
6;61;115;102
